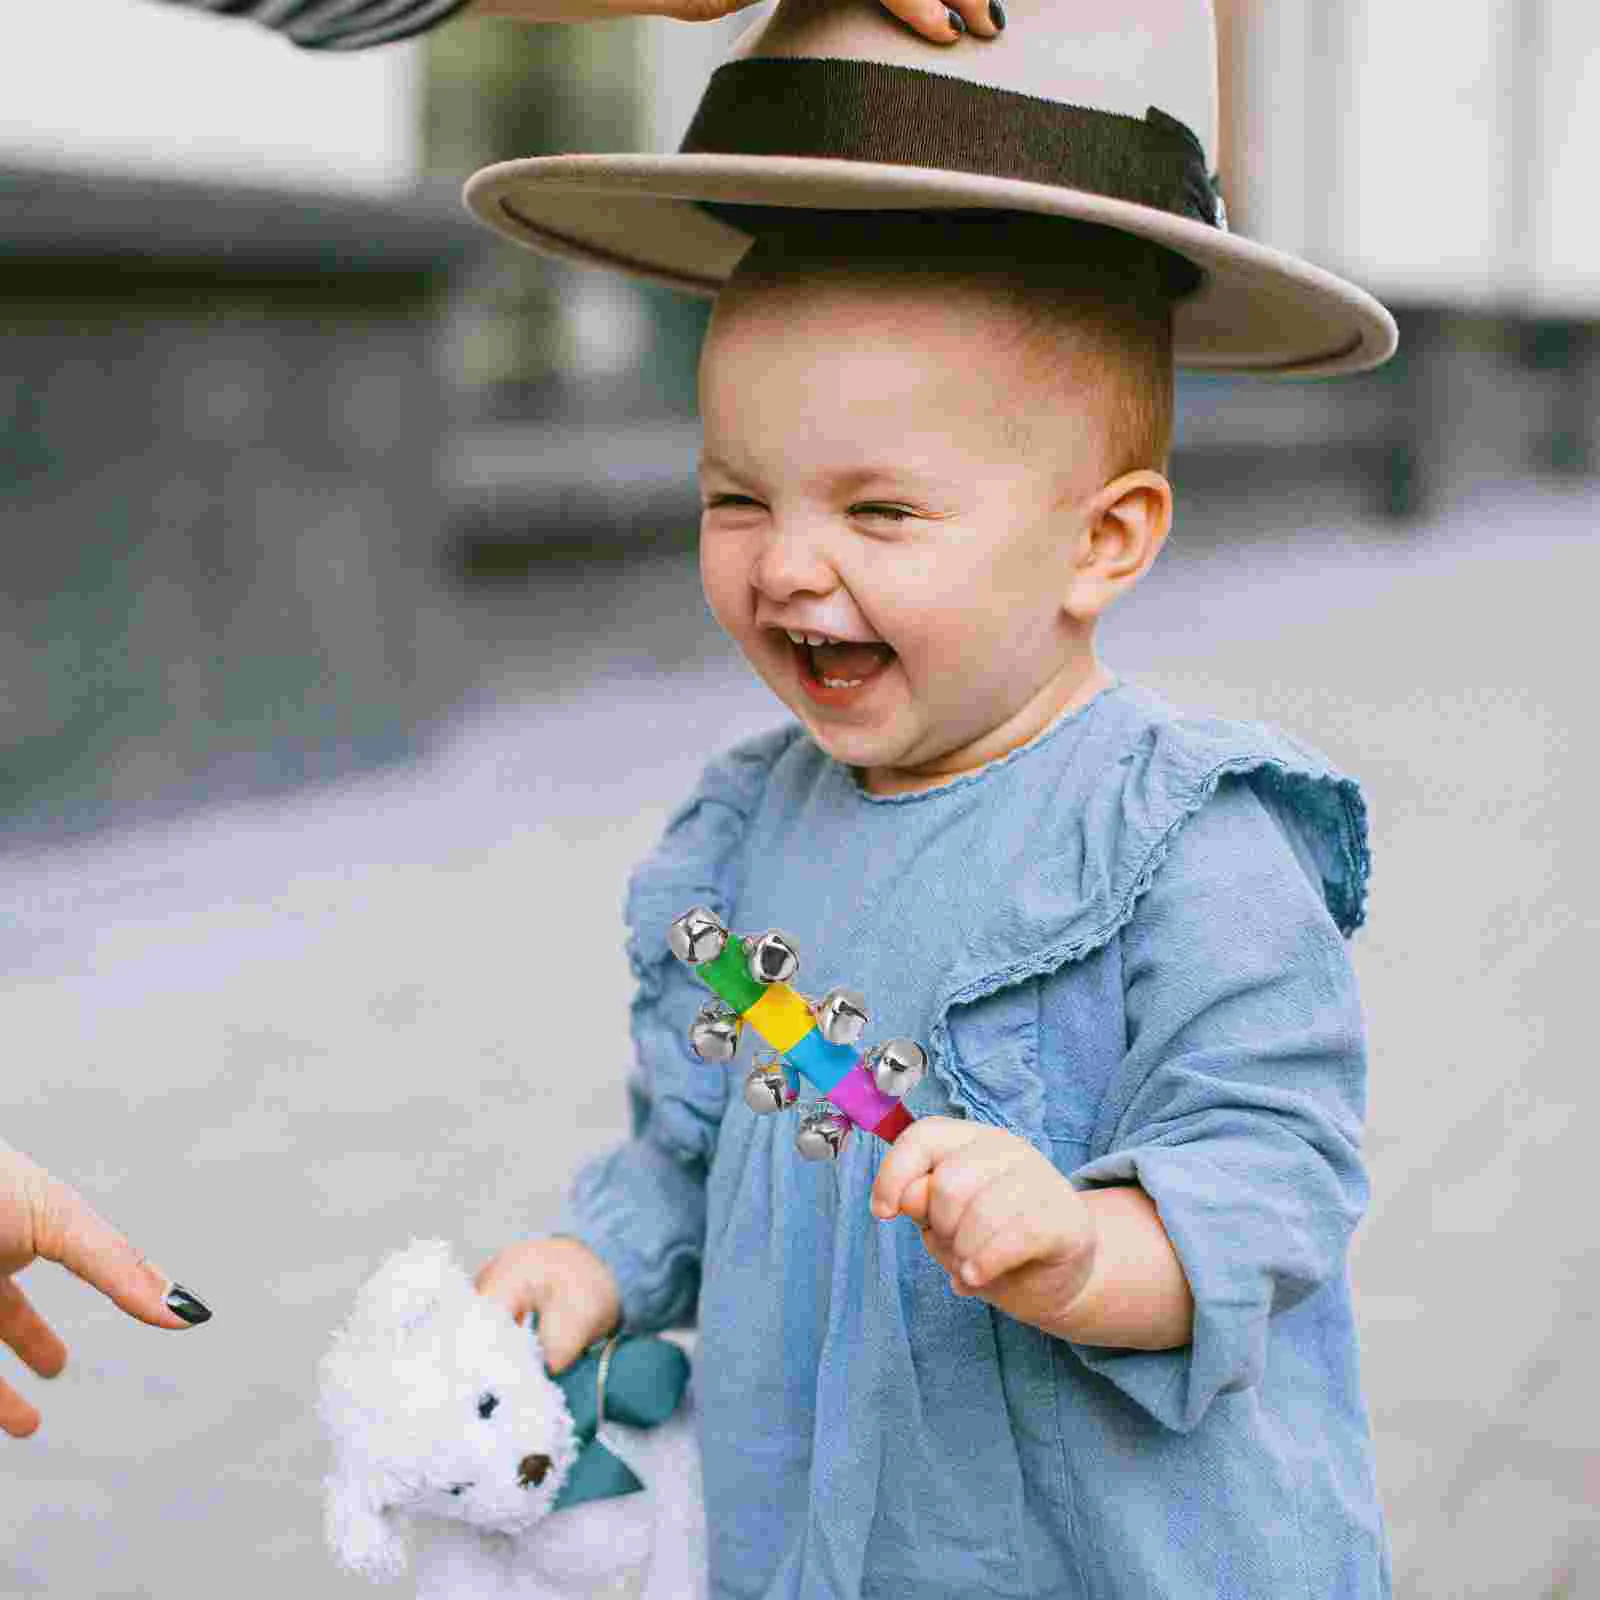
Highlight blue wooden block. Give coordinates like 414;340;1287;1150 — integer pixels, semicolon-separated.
785;1027;858;1095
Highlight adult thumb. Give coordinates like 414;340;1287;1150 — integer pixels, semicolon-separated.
35;1172;211;1330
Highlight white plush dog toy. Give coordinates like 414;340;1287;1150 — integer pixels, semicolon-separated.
318;1239;705;1600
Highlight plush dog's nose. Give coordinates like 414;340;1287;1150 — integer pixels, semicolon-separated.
518;1453;552;1488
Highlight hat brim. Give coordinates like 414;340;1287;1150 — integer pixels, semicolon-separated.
465;152;1397;379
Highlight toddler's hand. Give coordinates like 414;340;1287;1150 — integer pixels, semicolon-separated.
474;1236;621;1374
870;1117;1098;1336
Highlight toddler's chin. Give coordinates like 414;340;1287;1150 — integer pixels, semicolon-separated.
801;719;911;778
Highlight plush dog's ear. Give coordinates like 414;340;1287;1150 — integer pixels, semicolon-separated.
372;1237;465;1339
325;1467;408;1580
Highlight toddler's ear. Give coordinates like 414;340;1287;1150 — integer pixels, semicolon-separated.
1063;469;1172;622
325;1469;408;1580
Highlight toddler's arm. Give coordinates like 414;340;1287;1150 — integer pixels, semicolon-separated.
872;1120;1193;1348
880;774;1368;1426
477;740;782;1351
1066;774;1368;1429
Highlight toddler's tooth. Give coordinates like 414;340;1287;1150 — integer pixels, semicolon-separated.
786;629;805;644
806;633;827;647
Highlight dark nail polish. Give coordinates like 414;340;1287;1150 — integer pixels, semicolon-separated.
988;0;1006;28
165;1284;212;1326
946;7;967;32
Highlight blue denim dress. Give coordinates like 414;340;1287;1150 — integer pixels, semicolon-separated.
560;681;1389;1599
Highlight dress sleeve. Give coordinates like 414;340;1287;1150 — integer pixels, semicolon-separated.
555;728;796;1333
1065;775;1370;1433
153;0;470;50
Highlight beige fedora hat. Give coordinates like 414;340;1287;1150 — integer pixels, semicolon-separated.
464;0;1397;377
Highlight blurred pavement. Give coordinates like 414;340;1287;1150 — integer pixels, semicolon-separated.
2;474;1595;1598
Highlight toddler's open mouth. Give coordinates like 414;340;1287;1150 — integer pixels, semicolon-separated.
782;629;897;697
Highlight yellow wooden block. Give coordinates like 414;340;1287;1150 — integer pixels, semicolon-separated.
743;982;817;1053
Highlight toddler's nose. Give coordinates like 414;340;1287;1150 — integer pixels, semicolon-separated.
752;520;838;603
518;1452;552;1488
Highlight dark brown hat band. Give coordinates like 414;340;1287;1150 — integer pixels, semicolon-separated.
680;57;1224;229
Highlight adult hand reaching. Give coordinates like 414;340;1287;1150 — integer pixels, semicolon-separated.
0;1140;211;1439
472;0;1005;46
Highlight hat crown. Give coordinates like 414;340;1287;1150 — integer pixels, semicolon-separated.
728;0;1218;168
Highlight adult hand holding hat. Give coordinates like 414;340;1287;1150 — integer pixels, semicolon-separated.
0;1138;211;1439
162;0;1001;50
476;0;1003;44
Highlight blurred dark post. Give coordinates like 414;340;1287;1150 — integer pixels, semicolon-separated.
421;15;643;417
421;14;711;573
421;15;707;425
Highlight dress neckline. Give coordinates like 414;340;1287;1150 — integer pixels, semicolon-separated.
843;676;1126;807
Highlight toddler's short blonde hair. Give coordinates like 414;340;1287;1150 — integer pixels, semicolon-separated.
712;211;1184;479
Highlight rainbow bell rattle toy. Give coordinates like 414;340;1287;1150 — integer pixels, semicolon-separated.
667;907;927;1161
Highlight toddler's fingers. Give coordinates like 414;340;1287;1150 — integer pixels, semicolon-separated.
896;1174;933;1228
474;1248;540;1325
870;1117;980;1220
953;1171;1083;1289
922;1145;1027;1241
533;1303;590;1376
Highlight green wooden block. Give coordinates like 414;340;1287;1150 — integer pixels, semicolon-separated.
700;935;765;1013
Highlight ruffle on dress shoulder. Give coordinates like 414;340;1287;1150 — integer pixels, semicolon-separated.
621;726;802;1165
926;687;1371;1106
951;688;1367;1008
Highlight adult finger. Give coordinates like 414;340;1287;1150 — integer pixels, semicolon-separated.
0;1373;41;1439
869;1116;981;1221
0;1278;67;1381
32;1175;208;1330
659;0;770;20
875;0;1004;46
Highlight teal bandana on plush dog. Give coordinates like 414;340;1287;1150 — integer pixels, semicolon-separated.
547;1334;690;1512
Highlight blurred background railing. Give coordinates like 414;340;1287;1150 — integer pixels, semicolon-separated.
4;0;1597;838
1;4;1595;1597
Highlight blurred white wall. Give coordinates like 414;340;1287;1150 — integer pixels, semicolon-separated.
1227;0;1600;315
0;0;419;194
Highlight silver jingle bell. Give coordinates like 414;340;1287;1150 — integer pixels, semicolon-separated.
744;929;800;986
868;1037;928;1098
668;906;728;966
795;1105;851;1162
688;1001;742;1063
743;1061;797;1115
814;987;869;1048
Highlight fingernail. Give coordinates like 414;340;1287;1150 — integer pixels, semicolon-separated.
165;1284;212;1326
946;7;967;32
961;1261;979;1285
988;0;1006;28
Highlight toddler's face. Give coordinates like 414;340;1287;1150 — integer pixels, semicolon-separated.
698;275;1111;794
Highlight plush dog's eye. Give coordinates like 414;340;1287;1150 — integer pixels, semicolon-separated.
477;1392;499;1419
